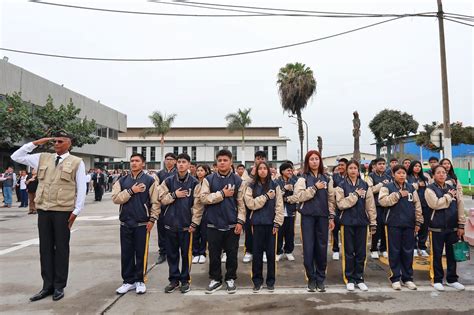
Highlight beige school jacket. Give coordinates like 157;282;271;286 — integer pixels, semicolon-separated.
243;185;285;227
286;176;336;217
425;183;466;226
378;185;423;225
335;185;377;226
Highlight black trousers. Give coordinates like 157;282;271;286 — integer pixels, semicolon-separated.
37;210;71;290
417;206;431;250
157;212;167;256
301;215;328;284
192;221;207;257
244;210;253;254
430;230;459;284
370;206;387;252
252;225;276;287
341;225;368;284
120;224;147;284
332;210;341;252
94;185;103;201
20;189;28;207
277;216;295;255
386;226;415;283
207;227;240;282
165;229;191;284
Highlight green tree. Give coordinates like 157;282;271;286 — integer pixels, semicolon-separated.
0;92;40;147
225;108;252;164
369;109;418;158
277;62;316;165
141;111;176;167
34;95;98;148
416;121;474;151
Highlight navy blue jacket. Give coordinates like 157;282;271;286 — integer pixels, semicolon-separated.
383;182;418;228
407;175;428;208
427;183;459;230
368;171;391;207
298;173;331;217
247;180;277;225
338;178;371;227
275;176;297;217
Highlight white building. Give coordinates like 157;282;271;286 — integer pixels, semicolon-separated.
115;127;289;169
323;152;377;169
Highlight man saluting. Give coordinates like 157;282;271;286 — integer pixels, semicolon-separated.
11;131;87;301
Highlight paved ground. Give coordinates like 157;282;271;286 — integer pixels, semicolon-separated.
0;193;473;314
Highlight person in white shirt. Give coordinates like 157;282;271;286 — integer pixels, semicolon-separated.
18;170;29;208
11;130;86;302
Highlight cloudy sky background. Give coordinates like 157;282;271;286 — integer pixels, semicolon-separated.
1;0;472;161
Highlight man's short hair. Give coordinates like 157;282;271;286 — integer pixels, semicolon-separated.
191;161;197;166
279;162;293;174
254;151;267;159
390;158;398;163
177;153;191;162
374;157;386;164
164;152;177;160
338;158;349;165
236;164;245;169
216;149;232;160
428;156;439;162
130;153;145;162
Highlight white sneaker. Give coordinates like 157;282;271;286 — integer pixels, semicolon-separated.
420;250;429;257
276;254;283;262
221;253;227;263
263;253;267;263
116;283;136;294
403;281;417;290
413;250;418;257
192;256;200;264
346;283;355;291
286;253;295;261
382;251;388;258
243;252;252;263
392;281;401;290
199;255;206;264
332;252;340;261
433;282;445;291
371;251;379;259
135;282;146;294
357;283;368;291
447;282;465;291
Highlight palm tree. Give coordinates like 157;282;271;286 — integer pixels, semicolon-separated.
277;62;316;166
225;108;252;165
141;111;176;168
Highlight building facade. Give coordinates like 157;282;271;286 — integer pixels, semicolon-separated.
0;60;127;170
323;152;377;169
115;127;289;169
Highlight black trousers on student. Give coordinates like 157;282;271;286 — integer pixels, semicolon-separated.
94;185;103;201
430;229;459;284
332;209;341;253
301;215;328;284
244;210;253;254
37;210;71;290
277;216;295;255
192;221;207;257
157;211;167;256
370;206;387;252
207;227;240;282
386;226;415;283
417;206;431;251
252;225;276;287
165;229;191;284
341;225;368;284
120;224;147;284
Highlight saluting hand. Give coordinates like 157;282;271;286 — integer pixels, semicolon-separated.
222;186;234;197
131;183;146;193
175;188;188;198
33;137;54;146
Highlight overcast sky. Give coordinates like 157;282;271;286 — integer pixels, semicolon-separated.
1;0;472;161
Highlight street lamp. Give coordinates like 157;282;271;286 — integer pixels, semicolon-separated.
288;115;309;154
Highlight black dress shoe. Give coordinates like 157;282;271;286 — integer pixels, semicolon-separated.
30;289;53;302
157;254;166;264
52;289;64;301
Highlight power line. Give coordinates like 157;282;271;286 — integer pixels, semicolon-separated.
443;12;474;19
149;0;270;15
0;16;405;62
443;17;474;27
444;14;474;22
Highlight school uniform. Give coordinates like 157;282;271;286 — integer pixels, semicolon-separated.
335;178;376;284
112;171;160;285
379;182;423;283
407;175;430;251
159;173;199;285
199;172;246;283
289;172;336;286
275;177;298;255
156;167;177;257
425;182;466;284
243;168;255;256
244;181;284;288
331;173;346;253
367;171;391;253
192;181;207;258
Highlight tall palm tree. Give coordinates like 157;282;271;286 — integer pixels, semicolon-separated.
141;111;177;168
225;108;252;165
277;62;316;166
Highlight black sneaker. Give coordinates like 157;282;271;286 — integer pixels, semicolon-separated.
226;279;237;294
180;282;191;294
164;282;179;293
316;282;326;292
157;254;167;264
205;280;222;294
307;280;316;292
252;284;262;293
267;285;275;292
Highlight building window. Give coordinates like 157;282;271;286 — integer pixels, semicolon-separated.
150;147;156;161
182;146;188;154
173;146;179;155
254;146;260;153
142;147;147;159
132;146;137;154
263;146;269;158
108;128;118;140
214;146;219;156
191;146;197;161
272;146;278;161
96;125;108;138
232;146;238;160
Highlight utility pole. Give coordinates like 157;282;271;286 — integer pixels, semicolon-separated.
437;0;452;160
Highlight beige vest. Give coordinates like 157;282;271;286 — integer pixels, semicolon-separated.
35;153;82;211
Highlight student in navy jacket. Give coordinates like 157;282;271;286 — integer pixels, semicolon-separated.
335;160;377;292
288;150;336;293
112;153;161;295
425;165;466;292
275;162;298;262
331;158;348;261
198;149;246;294
158;153;201;294
379;165;423;291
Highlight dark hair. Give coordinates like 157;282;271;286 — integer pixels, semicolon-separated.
402;158;411;163
338;158;349;165
191;161;197;166
177;153;191;162
390;158;398;163
303;150;324;175
439;158;457;181
346;160;361;178
279;162;293;174
432;165;447;176
216;149;232;159
253;162;272;197
428;156;439;163
196;164;211;177
212;162;217;167
164;152;177;160
285;160;294;165
368;159;376;173
236;164;245;169
130;153;145;162
374;157;386;164
407;160;427;182
254;150;267;159
392;165;407;174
